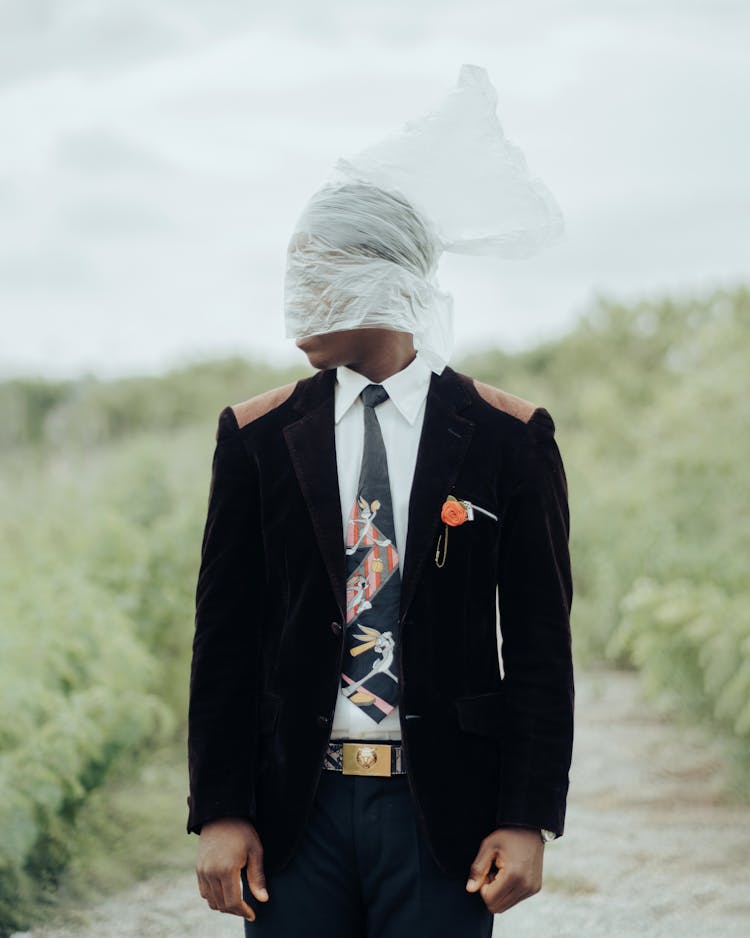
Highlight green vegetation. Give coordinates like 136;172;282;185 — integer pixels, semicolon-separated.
0;361;304;934
462;282;750;787
0;283;747;933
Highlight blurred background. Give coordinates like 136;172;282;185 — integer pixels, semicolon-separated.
1;1;749;935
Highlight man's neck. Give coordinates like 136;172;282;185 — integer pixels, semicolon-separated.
344;350;417;384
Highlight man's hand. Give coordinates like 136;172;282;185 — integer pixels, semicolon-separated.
196;817;269;921
465;827;543;914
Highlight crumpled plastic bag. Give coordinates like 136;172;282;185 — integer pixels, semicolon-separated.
284;63;564;374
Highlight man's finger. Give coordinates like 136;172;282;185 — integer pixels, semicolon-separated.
212;875;228;911
465;842;497;892
221;868;257;921
245;851;270;903
197;871;220;911
482;873;533;915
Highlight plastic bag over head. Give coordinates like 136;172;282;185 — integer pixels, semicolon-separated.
284;64;564;375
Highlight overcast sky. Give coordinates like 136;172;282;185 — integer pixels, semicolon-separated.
1;0;748;380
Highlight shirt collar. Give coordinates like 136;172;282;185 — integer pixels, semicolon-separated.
334;351;432;425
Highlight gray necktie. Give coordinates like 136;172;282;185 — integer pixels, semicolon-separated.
340;384;402;722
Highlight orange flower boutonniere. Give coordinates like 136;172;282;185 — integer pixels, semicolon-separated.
435;495;469;567
441;497;469;527
435;495;499;567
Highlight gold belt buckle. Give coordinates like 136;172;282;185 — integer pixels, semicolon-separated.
342;743;392;777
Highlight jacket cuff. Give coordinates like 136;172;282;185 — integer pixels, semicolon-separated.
186;792;257;836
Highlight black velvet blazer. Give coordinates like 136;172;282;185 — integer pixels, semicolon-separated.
187;363;574;879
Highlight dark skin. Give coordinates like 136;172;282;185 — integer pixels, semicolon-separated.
195;327;544;921
294;326;419;381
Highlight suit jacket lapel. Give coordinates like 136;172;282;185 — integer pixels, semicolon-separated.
283;368;348;619
398;367;474;624
283;365;475;624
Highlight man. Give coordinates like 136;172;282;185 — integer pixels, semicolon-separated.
188;66;572;936
188;337;573;936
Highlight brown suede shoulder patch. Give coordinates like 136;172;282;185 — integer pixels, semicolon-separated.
231;381;298;429
472;379;537;424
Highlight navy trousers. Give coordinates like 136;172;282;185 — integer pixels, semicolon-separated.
241;755;494;937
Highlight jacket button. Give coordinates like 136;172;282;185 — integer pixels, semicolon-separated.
316;714;330;727
330;620;342;636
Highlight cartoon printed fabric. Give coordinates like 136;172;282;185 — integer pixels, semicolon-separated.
341;383;402;722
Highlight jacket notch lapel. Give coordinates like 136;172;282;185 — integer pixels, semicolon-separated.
283;372;347;619
398;370;474;623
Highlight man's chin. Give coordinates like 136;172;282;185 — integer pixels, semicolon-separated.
300;348;332;370
297;337;332;369
308;356;330;370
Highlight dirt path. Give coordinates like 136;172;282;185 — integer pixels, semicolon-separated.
19;668;750;938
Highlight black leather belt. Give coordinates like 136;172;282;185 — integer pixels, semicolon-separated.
323;740;405;776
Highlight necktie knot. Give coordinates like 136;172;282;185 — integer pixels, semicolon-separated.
360;383;389;409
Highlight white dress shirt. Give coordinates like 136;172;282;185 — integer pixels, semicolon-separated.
330;350;433;741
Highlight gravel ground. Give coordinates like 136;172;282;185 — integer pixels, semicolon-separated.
18;668;750;938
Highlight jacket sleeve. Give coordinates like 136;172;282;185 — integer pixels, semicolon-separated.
186;406;265;835
495;407;574;837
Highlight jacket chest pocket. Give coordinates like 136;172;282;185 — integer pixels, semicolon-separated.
444;487;500;526
435;490;501;571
